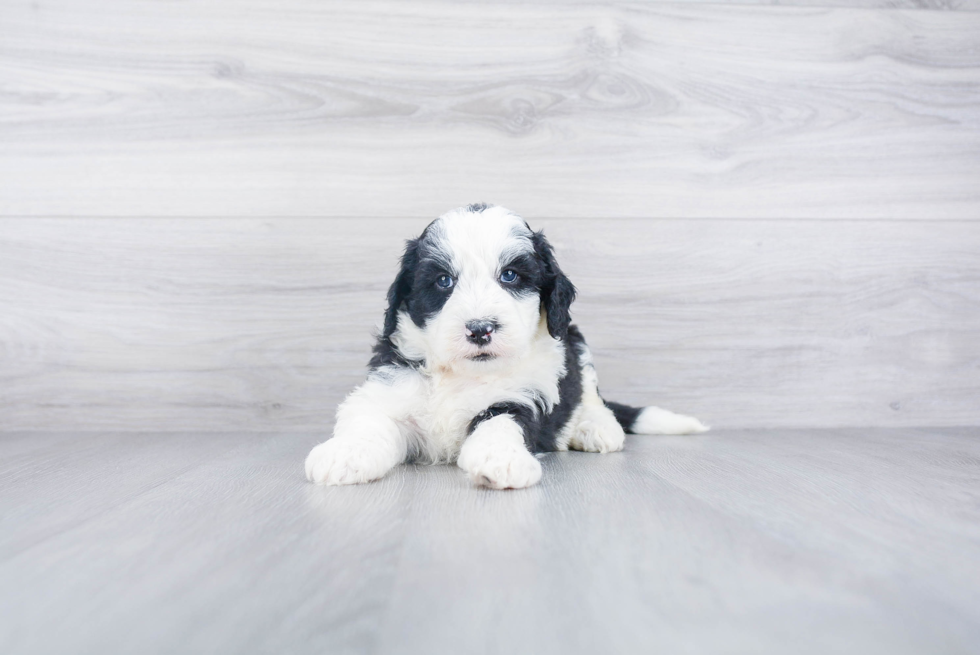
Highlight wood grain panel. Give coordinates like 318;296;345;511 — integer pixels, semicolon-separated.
459;0;980;9
2;428;979;653
1;1;978;218
1;217;977;431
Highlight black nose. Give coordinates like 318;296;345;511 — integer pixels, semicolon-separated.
465;320;497;346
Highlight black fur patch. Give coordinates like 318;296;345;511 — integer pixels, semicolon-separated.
496;251;546;299
466;202;492;213
603;400;643;434
371;226;458;370
368;336;421;370
467;325;587;453
380;238;419;339
405;256;456;328
379;223;458;336
531;231;576;340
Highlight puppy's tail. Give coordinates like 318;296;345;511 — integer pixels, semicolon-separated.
604;400;709;435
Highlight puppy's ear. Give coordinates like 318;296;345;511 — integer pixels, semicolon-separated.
382;238;419;338
532;230;576;340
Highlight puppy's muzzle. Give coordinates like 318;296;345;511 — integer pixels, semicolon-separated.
465;320;497;347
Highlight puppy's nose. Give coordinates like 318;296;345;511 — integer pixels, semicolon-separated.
465;320;496;346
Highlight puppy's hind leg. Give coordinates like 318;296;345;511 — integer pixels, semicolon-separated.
305;380;410;486
564;403;626;453
559;349;626;453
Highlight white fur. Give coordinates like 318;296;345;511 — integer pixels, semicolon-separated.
632;407;710;435
305;376;410;485
457;414;542;489
383;318;563;465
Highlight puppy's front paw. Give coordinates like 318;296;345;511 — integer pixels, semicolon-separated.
305;438;391;486
457;439;542;490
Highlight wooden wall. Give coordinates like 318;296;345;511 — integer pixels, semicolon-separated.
1;0;978;430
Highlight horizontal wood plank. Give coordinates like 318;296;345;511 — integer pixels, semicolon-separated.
1;217;977;430
1;1;978;218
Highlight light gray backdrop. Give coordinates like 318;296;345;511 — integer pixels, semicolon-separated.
2;0;979;431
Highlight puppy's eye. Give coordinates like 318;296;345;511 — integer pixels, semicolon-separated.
436;274;454;289
500;269;518;283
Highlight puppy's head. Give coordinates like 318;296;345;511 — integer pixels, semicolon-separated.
382;204;575;372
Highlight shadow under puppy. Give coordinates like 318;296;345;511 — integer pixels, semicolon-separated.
306;204;708;489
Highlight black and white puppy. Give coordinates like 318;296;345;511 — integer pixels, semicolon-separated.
305;204;707;489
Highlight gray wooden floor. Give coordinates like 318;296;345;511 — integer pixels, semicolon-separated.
2;427;978;654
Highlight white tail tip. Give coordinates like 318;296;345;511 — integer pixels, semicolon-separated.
632;407;709;435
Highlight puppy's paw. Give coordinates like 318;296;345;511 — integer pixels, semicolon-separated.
305;438;391;486
458;439;542;490
568;408;626;453
633;407;710;435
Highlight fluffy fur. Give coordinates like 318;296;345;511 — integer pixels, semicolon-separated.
305;204;708;489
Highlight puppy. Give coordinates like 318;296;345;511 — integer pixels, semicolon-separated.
305;204;707;489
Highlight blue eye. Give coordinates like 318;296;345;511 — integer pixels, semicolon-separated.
436;274;454;289
500;269;518;283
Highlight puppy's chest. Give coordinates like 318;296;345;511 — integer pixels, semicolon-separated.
414;374;505;435
409;371;541;458
402;341;565;461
